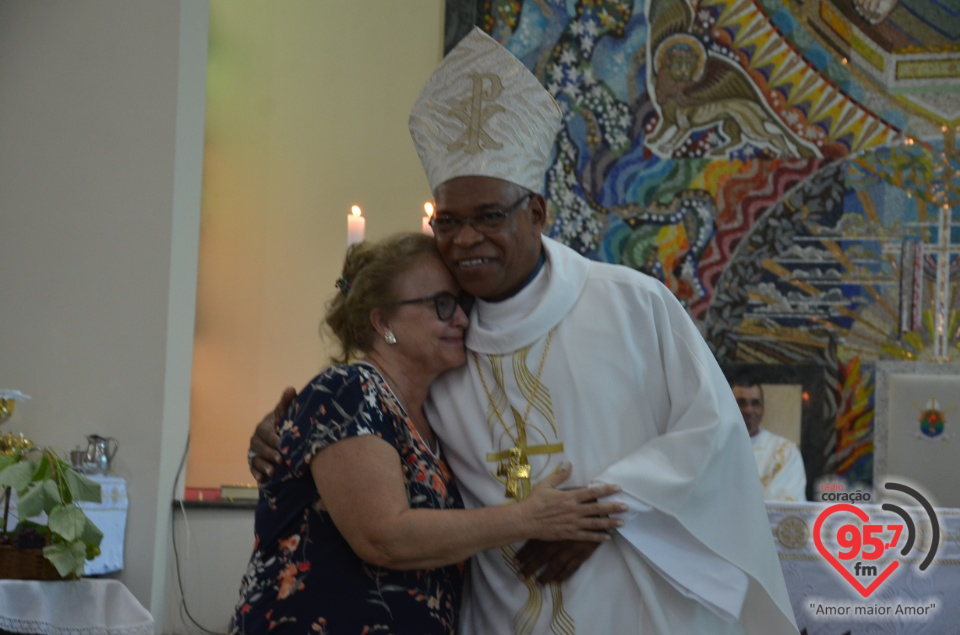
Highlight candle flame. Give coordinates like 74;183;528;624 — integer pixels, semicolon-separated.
424;202;434;218
351;205;362;218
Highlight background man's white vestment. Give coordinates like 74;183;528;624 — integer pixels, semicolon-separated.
753;428;807;502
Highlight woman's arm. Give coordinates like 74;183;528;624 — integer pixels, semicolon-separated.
311;435;625;571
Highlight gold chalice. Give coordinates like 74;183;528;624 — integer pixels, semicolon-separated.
0;397;16;424
0;390;33;455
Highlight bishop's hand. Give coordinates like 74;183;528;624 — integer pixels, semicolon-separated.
514;538;602;585
248;387;296;482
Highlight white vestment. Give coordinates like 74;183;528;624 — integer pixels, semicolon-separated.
426;237;797;635
752;428;806;502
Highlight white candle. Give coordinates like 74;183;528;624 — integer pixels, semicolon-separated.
348;205;365;246
422;202;434;236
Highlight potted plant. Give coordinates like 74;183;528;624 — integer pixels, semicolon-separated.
0;445;103;579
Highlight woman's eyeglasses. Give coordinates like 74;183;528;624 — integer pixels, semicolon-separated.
395;291;472;321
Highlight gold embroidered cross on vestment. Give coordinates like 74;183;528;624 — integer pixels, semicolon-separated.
473;329;564;500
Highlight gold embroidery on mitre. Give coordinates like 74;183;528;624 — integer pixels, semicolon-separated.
448;72;505;155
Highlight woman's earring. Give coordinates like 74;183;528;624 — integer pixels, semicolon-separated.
384;330;397;345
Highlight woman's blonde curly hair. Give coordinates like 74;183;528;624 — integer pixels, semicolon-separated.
324;232;439;364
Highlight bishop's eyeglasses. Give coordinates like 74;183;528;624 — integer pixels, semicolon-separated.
429;192;534;239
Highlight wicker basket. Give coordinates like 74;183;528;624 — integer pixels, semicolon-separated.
0;544;65;580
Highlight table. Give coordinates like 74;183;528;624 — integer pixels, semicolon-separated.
767;501;960;634
0;579;153;635
7;475;128;575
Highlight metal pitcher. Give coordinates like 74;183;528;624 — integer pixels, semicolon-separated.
85;434;119;474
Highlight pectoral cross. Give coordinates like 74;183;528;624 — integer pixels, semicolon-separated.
486;406;564;500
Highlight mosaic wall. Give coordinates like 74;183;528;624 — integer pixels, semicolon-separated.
446;0;960;487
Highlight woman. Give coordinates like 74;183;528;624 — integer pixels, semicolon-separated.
230;233;624;635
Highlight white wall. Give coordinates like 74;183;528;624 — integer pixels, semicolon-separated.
166;507;254;633
0;1;207;632
188;0;446;489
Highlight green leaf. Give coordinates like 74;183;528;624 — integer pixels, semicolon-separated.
63;468;101;504
0;453;18;472
43;540;87;578
0;460;38;492
33;455;53;483
80;515;103;550
17;480;60;518
48;504;86;542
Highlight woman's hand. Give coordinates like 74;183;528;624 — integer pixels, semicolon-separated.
518;463;626;542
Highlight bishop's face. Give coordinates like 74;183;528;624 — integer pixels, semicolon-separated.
432;176;546;302
733;384;765;438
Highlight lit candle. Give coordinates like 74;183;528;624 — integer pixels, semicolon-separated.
348;205;365;246
422;202;435;236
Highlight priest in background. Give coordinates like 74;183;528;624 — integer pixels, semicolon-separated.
731;377;807;502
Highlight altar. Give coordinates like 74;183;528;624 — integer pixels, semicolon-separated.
0;579;153;635
767;501;960;634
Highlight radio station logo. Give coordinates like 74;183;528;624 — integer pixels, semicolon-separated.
813;481;939;598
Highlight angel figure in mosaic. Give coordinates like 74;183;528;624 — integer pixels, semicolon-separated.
645;0;815;158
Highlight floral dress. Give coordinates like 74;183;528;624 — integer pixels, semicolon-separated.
230;363;465;635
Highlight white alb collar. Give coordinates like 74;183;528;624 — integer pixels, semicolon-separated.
466;236;589;354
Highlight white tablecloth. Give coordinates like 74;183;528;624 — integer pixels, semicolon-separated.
0;580;153;635
767;501;960;634
7;475;127;575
